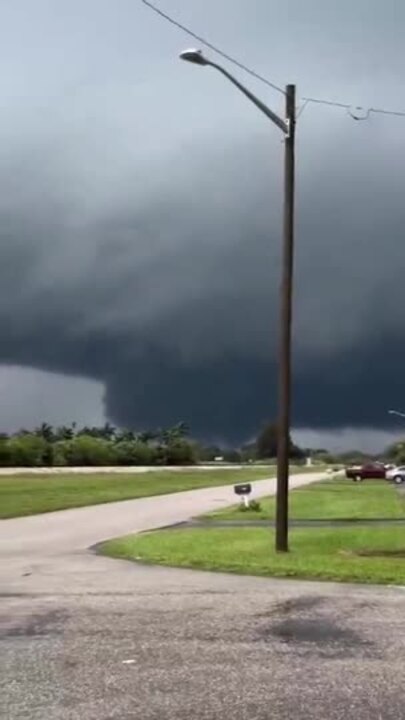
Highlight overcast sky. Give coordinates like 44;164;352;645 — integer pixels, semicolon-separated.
0;0;405;450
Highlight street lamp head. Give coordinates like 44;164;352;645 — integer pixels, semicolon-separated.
388;409;405;418
179;48;209;66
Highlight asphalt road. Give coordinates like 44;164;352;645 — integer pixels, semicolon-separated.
1;470;404;720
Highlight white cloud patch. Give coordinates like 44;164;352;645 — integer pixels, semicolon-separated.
294;427;405;454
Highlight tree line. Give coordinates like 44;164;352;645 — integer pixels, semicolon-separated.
0;422;196;467
4;418;394;468
0;420;312;468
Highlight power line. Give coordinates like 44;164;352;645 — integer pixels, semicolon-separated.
302;95;405;119
140;0;285;95
140;0;405;121
369;106;405;118
301;96;350;110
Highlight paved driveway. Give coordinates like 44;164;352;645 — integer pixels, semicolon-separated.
1;470;404;719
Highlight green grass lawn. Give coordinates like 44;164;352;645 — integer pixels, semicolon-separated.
101;525;405;585
204;478;405;521
0;467;279;519
101;477;405;586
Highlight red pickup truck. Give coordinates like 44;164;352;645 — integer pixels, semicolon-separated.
345;462;386;481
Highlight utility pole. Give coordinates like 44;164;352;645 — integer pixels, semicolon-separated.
276;84;296;552
179;50;297;553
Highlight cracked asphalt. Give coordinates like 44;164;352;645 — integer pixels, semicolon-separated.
1;471;404;719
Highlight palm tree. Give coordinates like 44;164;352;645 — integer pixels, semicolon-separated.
34;423;54;443
137;430;158;444
161;422;189;444
55;424;75;441
115;429;135;443
100;422;116;440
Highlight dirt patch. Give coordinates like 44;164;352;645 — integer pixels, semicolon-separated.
262;595;325;617
0;609;68;639
257;596;375;660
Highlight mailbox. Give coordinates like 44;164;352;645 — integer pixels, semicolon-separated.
234;483;252;496
234;482;252;508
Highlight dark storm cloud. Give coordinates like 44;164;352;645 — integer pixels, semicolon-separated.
0;0;405;440
1;115;404;440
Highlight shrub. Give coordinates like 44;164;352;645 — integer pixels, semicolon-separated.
0;438;13;466
7;434;49;467
239;499;261;512
113;441;158;466
58;436;115;466
162;439;196;466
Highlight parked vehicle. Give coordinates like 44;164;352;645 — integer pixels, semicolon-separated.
385;465;405;484
345;462;386;481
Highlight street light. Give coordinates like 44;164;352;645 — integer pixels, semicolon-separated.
180;48;296;552
388;409;405;419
